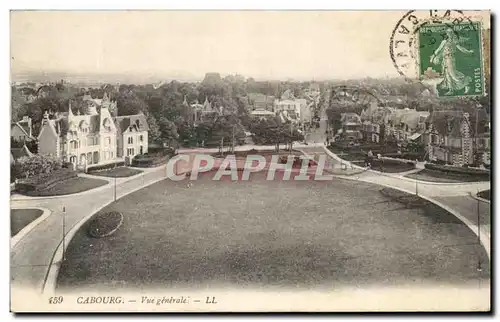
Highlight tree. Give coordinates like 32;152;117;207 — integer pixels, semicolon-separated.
15;154;63;178
145;112;161;143
157;117;179;147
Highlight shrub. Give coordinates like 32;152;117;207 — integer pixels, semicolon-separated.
15;154;63;179
88;211;124;238
132;155;171;168
10;164;18;183
425;163;490;177
87;161;125;173
16;168;77;193
383;152;425;161
62;162;74;169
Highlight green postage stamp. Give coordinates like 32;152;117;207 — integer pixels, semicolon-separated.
418;21;485;97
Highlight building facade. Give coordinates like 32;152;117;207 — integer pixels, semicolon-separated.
37;93;149;169
11;116;35;143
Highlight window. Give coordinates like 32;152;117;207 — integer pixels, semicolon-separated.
139;135;143;142
106;137;111;146
128;137;133;144
127;148;135;156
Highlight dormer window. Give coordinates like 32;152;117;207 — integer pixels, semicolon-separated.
103;118;111;131
79;120;89;132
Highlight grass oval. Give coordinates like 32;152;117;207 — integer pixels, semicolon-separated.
88;211;124;238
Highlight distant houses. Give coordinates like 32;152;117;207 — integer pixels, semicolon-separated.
337;101;490;167
425;110;490;165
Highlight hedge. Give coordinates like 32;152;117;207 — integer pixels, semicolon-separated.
425;163;490;177
87;161;125;173
329;142;398;154
16;168;77;193
383;152;425;161
132;155;171;168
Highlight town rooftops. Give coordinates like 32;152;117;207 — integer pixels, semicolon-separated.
250;109;275;116
428;110;489;137
248;93;275;110
11;119;35;141
400;111;430;130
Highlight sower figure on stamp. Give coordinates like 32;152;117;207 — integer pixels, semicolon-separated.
430;28;475;95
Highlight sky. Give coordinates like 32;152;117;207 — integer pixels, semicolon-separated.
10;10;491;81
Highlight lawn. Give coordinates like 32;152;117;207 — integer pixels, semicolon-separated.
478;190;490;201
405;169;488;183
90;167;143;178
11;209;43;237
19;176;108;197
57;170;489;292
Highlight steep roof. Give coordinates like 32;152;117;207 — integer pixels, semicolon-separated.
248;93;275;110
11;122;34;140
428;110;478;137
114;113;149;134
11;145;33;161
281;89;295;100
400;111;430;130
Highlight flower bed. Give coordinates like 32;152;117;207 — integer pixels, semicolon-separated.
132;148;175;168
16;168;77;193
383;152;425;162
478;190;490;201
425;163;490;179
88;211;124;238
353;158;416;173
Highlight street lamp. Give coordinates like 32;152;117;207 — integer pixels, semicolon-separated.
113;162;117;201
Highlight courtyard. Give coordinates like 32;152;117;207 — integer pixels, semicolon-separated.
56;169;489;292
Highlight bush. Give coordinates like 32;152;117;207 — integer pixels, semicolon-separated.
383;152;425;161
62;162;74;169
370;158;416;173
15;154;63;179
425;163;490;177
87;161;125;173
132;155;171;168
10;164;18;183
88;211;124;238
16;168;77;193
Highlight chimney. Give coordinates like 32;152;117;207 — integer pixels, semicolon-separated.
42;110;49;126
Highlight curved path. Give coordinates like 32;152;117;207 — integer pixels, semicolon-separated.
10;165;169;293
10;143;491;295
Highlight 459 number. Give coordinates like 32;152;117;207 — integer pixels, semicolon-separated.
49;296;64;304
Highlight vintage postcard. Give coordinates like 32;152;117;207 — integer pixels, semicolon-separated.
10;10;491;312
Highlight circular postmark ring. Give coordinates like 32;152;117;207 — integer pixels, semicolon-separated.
389;10;475;77
329;85;385;108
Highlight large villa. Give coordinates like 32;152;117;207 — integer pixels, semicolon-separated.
37;93;149;170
